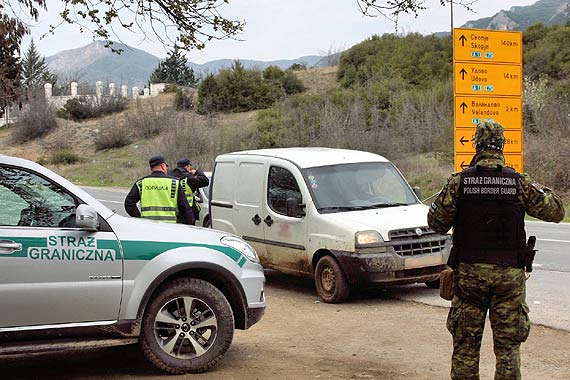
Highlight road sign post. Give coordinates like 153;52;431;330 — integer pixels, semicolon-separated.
453;28;523;172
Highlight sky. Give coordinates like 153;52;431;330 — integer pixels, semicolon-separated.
25;0;539;63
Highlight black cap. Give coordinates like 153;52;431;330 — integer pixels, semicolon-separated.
149;155;168;167
176;158;193;167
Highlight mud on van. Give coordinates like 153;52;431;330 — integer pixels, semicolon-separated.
210;148;451;303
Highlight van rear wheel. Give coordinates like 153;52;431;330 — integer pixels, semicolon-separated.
314;255;349;303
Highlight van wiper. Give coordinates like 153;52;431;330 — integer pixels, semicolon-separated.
317;206;368;213
369;202;408;208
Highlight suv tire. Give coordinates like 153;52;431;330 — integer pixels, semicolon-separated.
140;278;234;374
314;255;349;303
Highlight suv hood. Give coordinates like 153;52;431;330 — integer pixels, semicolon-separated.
320;203;431;241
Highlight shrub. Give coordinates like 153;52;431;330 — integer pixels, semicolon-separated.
175;88;193;110
128;99;174;139
163;83;179;93
94;121;132;151
48;149;81;165
63;96;128;121
11;95;57;143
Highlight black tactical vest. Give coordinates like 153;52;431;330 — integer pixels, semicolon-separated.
453;165;526;267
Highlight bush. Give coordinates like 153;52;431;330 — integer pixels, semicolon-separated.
197;60;306;114
94;121;133;151
128;99;174;139
63;96;128;121
11;95;57;143
163;83;179;93
48;149;81;165
175;89;193;110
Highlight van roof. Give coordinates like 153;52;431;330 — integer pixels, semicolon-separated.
222;148;389;168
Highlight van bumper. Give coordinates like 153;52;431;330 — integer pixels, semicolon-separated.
332;243;450;286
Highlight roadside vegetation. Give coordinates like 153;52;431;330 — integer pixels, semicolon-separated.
2;23;570;217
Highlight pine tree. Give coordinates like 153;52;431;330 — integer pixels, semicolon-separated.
149;46;198;87
21;40;57;93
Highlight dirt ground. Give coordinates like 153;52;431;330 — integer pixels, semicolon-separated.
2;271;569;380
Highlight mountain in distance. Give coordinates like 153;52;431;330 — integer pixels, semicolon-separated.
462;0;570;30
46;41;161;89
46;41;327;89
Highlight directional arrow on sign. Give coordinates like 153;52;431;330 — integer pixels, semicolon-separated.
460;161;469;170
459;34;467;47
459;68;467;80
460;136;470;146
460;102;468;113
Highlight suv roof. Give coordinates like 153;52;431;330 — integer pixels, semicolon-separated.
221;148;388;169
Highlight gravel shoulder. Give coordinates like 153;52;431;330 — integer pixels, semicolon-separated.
2;272;569;380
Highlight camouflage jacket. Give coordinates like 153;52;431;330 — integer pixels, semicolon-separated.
427;152;565;234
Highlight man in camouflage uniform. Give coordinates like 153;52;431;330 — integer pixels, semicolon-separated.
428;121;564;380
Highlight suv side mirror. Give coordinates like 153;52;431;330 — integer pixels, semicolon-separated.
412;186;421;200
76;204;99;230
286;198;306;218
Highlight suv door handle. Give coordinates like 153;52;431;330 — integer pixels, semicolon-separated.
264;215;274;227
0;240;23;254
252;214;261;225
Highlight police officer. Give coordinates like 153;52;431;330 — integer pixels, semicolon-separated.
428;121;564;380
171;158;209;225
125;155;194;225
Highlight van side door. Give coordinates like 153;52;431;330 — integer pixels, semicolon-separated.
0;165;123;328
262;164;310;275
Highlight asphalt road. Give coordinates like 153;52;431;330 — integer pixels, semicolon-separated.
83;187;570;331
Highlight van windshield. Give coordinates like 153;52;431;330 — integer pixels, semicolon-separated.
303;162;418;213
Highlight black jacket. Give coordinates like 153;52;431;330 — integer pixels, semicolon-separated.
171;167;209;192
124;171;194;225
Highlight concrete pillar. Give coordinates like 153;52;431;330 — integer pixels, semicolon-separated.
71;82;78;96
143;88;150;97
44;83;52;99
109;83;116;97
121;85;128;98
96;81;104;98
132;87;139;99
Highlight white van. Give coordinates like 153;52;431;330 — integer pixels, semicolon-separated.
210;148;451;303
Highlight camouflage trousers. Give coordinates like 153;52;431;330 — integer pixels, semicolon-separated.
447;263;531;380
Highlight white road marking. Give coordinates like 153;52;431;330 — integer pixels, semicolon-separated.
537;238;570;243
98;199;123;204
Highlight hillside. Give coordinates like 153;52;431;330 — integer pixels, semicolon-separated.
463;0;570;30
46;41;327;89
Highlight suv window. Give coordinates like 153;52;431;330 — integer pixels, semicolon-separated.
0;166;78;227
267;166;302;217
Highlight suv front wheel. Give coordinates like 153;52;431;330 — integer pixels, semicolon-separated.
141;278;235;374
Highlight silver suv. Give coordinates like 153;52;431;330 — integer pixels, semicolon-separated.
0;155;266;374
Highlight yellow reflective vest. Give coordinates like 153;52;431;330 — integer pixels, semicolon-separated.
180;177;201;213
136;177;179;223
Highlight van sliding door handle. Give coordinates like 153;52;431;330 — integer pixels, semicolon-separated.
264;215;274;227
252;214;261;225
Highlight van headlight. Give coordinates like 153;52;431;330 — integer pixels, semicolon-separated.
355;230;386;251
221;236;260;264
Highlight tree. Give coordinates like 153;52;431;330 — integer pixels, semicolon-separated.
21;39;56;93
149;46;198;87
356;0;476;21
0;14;26;109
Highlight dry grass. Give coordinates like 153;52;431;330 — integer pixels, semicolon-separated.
293;66;339;94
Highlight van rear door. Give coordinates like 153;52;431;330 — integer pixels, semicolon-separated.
211;158;267;257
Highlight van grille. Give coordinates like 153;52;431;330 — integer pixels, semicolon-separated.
388;227;449;257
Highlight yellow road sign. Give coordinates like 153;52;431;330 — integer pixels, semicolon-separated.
454;63;522;96
454;153;523;173
453;28;522;64
454;129;523;154
454;96;522;130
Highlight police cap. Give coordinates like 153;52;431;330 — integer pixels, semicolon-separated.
149;155;168;168
176;158;193;168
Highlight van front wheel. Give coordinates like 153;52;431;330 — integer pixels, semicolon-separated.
314;255;349;303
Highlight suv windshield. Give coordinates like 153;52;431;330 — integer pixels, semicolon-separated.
303;162;418;213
